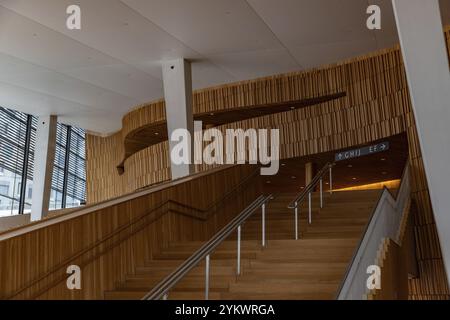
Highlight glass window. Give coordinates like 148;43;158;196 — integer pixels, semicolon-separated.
0;182;9;195
0;106;86;216
0;107;28;216
49;124;86;210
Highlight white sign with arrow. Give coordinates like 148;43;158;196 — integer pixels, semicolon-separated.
335;142;389;162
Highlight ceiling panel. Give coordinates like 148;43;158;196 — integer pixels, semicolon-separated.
372;0;399;49
208;48;300;80
0;0;448;134
190;60;237;90
0;7;121;70
0;80;123;133
0;53;139;112
246;0;375;48
133;58;237;90
290;38;378;70
121;0;283;55
65;65;164;102
0;0;199;67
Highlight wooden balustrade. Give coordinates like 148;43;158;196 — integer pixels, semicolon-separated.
0;164;261;300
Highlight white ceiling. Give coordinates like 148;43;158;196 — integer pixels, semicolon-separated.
0;0;448;134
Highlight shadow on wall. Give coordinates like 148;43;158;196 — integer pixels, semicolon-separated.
0;214;30;232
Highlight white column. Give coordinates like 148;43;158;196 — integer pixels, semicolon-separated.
31;115;57;221
392;0;450;284
162;59;195;180
305;162;315;186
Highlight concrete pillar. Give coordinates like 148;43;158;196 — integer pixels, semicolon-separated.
305;162;316;186
392;0;450;284
162;59;195;180
31;115;57;221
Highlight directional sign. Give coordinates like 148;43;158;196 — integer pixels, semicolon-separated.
335;142;389;162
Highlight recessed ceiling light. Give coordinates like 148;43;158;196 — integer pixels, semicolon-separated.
382;171;387;175
347;164;353;168
325;182;329;185
300;186;304;189
352;177;357;180
291;176;296;179
154;132;159;136
210;113;214;116
266;181;271;184
281;163;286;166
381;158;386;161
290;106;295;110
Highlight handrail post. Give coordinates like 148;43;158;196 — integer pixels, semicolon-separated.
142;196;272;301
262;203;266;248
205;255;210;300
163;293;168;300
237;226;241;276
294;202;298;240
308;192;312;224
320;178;323;209
329;166;333;194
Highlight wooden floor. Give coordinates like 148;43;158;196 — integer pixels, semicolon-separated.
104;190;380;300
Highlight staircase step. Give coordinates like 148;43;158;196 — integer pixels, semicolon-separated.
228;281;339;295
104;190;378;300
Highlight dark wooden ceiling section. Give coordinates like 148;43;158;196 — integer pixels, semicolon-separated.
118;91;346;173
261;133;408;194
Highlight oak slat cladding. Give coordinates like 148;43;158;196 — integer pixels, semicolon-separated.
0;165;260;300
87;28;450;299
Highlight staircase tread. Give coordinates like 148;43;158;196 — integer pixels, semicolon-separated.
105;190;378;300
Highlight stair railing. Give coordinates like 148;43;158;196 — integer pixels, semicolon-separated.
336;161;410;300
142;194;273;300
287;162;335;240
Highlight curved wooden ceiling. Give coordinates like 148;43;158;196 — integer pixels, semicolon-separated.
117;91;346;173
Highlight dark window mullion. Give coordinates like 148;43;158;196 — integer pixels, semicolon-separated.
61;125;72;209
18;115;33;214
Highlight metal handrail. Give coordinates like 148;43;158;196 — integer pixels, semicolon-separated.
335;160;410;300
287;162;334;208
143;194;273;300
287;162;335;239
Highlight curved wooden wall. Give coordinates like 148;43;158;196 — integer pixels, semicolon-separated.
87;46;409;203
85;28;450;299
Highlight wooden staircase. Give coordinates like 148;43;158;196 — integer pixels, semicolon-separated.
104;189;380;300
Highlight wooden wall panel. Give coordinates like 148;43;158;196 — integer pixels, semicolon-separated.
367;238;409;300
0;165;261;300
84;29;450;299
